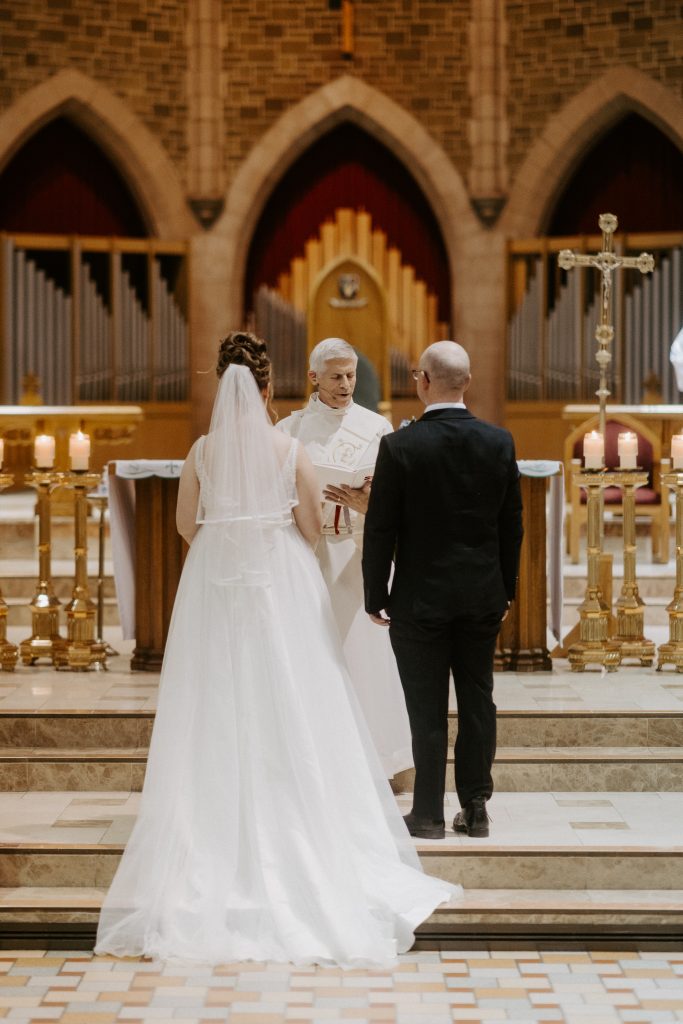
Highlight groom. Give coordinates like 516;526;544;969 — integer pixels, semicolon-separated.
362;341;523;840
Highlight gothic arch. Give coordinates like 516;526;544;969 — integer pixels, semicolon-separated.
0;68;192;238
501;67;683;237
215;74;477;322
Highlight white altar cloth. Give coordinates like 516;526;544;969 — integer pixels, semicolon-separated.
108;460;184;641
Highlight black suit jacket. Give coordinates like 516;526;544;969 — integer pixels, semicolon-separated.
362;408;523;625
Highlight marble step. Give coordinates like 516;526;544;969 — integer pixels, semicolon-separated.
3;745;681;793
1;710;680;750
1;887;681;932
1;838;680;893
0;790;681;894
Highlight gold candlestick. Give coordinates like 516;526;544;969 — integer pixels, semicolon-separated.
568;470;621;671
0;471;19;671
86;490;118;661
657;470;683;672
19;470;67;666
53;471;107;671
611;469;655;665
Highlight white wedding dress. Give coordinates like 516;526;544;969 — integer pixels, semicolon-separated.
95;366;458;967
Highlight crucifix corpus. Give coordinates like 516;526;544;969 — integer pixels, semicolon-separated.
558;212;654;436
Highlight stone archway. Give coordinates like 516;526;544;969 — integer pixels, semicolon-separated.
0;69;192;239
213;74;478;328
501;67;683;238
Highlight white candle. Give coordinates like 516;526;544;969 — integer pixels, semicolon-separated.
618;431;638;469
0;438;3;468
34;434;55;469
583;430;604;470
69;430;90;471
672;433;683;470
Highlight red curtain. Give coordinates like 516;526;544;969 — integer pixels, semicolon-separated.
0;117;147;237
548;113;683;235
245;123;451;322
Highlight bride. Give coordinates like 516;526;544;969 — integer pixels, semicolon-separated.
95;331;458;967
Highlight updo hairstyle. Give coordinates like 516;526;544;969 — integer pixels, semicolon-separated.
216;331;271;391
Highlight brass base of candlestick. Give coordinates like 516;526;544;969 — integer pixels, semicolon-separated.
657;600;683;672
568;596;621;672
568;639;621;671
656;642;683;672
614;637;656;665
613;603;656;666
55;595;107;671
19;599;67;666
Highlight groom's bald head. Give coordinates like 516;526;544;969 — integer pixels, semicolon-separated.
419;341;471;399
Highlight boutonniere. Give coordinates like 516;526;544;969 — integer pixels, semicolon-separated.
399;417;416;429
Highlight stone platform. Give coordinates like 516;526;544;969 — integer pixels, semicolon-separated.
0;631;682;944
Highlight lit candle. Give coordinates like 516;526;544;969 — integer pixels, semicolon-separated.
618;431;638;470
672;433;683;470
69;430;90;471
34;434;55;469
583;430;604;470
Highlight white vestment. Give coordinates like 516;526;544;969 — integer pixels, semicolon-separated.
278;395;413;777
671;326;683;391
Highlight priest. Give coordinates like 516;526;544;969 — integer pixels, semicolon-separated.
277;338;412;779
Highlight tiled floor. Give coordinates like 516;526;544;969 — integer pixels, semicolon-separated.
0;949;682;1023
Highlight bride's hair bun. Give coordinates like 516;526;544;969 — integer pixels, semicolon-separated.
216;331;271;389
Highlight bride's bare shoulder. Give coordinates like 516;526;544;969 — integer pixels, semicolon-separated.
271;427;293;460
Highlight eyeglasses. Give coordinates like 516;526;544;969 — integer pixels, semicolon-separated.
411;368;430;382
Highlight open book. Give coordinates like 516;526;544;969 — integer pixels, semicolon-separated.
313;462;375;498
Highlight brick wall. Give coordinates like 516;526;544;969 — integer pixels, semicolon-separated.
222;0;472;182
1;1;682;209
506;0;683;176
0;0;188;175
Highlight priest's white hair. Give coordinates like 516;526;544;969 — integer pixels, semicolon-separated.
309;337;358;374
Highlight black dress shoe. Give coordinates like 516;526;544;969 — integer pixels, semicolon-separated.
453;798;490;838
403;812;445;840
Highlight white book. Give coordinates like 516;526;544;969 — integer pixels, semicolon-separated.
313;461;375;496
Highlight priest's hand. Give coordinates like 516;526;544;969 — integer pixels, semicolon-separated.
322;477;372;514
368;610;390;627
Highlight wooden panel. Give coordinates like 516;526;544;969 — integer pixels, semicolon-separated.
496;474;552;671
131;477;184;671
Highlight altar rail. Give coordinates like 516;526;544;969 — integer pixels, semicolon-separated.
507;231;683;404
0;233;189;406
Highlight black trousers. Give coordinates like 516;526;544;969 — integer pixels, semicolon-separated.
389;614;500;821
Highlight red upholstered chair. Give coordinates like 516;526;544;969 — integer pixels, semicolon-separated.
564;414;671;564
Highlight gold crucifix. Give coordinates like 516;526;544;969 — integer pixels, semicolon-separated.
558;212;654;436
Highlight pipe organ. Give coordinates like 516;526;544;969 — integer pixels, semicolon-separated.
0;234;189;406
254;208;447;397
507;233;683;404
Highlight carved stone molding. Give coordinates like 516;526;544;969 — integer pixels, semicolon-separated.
188;197;225;230
470;195;507;227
